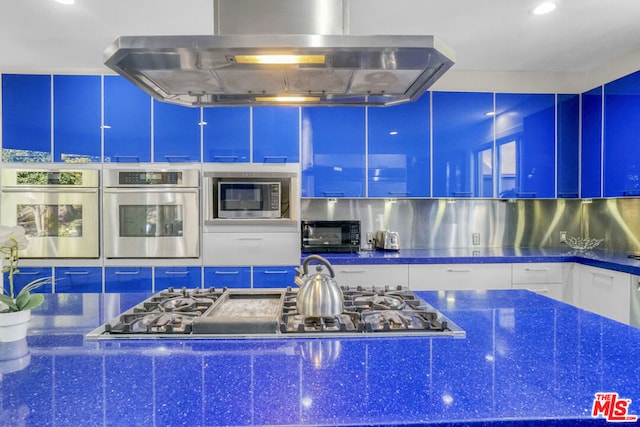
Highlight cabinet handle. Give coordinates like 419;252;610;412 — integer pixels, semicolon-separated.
623;190;640;196
262;270;288;275
63;271;91;275
322;191;345;196
114;271;141;275
262;156;287;163
212;155;239;161
515;192;537;198
524;267;550;272
214;271;239;275
339;270;367;274
388;192;410;196
591;272;614;280
527;288;550;293
16;271;42;275
557;192;579;198
446;268;472;273
101;125;112;129
164;155;191;162
162;271;190;275
113;155;140;163
237;237;263;241
452;192;472;196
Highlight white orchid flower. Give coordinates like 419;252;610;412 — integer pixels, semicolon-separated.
0;225;30;250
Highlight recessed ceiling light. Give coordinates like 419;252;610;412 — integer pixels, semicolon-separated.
55;0;75;5
531;1;557;15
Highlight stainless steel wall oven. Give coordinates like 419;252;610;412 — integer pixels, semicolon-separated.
103;168;199;258
1;168;100;258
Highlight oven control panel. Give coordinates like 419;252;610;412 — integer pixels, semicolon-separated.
118;171;182;185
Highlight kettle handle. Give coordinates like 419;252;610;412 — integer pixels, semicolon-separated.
302;254;335;278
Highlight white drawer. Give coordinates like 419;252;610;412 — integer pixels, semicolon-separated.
332;264;409;288
512;283;565;301
409;264;511;290
512;263;564;284
203;232;300;266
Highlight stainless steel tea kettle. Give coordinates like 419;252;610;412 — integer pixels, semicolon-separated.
294;255;344;317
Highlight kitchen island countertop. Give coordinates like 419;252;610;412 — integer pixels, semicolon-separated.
314;247;640;275
1;290;638;426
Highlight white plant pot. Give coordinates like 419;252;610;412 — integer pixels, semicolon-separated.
0;310;31;342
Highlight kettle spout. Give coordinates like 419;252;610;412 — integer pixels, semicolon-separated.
293;266;306;287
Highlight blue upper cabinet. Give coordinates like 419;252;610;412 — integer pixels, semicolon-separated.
153;101;202;162
557;94;580;198
581;87;603;198
432;92;494;198
253;107;300;163
301;107;366;197
103;76;152;163
495;93;555;198
2;74;52;162
368;96;430;198
604;70;640;197
202;107;250;162
53;75;102;163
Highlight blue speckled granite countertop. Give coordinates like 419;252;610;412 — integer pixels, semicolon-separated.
2;290;638;426
313;248;640;275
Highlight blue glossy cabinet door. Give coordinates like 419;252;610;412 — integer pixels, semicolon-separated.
53;75;102;162
153;101;202;162
253;106;300;163
155;266;202;290
557;94;580;198
495;93;555;198
204;266;251;288
301;107;366;197
54;267;102;293
104;267;152;293
368;96;430;198
1;74;51;162
103;76;152;163
604;70;640;197
252;266;297;288
202;107;250;162
3;267;53;295
581;87;603;198
432;92;494;198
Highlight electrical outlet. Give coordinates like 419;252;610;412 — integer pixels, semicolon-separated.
560;231;567;243
472;233;480;245
366;232;374;245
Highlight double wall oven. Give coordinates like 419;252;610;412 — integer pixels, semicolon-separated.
103;168;199;258
1;168;100;258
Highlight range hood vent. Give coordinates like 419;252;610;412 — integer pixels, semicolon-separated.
103;0;455;107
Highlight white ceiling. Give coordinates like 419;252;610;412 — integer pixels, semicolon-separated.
2;0;640;76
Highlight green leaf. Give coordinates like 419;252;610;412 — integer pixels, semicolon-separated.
0;294;19;311
15;291;31;310
18;294;44;311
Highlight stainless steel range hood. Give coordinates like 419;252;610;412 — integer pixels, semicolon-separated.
103;0;455;107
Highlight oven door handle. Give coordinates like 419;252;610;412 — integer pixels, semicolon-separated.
1;188;98;193
103;188;198;193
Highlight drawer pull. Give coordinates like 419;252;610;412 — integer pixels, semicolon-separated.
162;271;190;275
591;272;614;280
262;270;288;275
63;271;90;275
446;269;472;273
524;267;550;272
527;288;550;293
114;271;140;275
214;271;239;275
16;271;42;275
339;270;367;274
237;237;263;241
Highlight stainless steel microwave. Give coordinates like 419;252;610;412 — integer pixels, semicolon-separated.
218;181;281;219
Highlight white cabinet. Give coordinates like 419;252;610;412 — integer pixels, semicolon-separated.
332;264;409;288
511;263;574;303
575;264;630;324
409;263;511;291
202;232;300;266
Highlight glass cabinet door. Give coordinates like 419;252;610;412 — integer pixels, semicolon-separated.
153;100;201;162
581;87;603;198
433;92;494;198
557;94;580;198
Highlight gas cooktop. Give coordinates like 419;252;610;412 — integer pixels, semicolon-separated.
86;286;465;339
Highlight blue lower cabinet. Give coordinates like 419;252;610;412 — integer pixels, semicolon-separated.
204;266;251;289
252;266;297;288
54;267;102;293
104;267;152;293
3;267;53;295
154;266;202;290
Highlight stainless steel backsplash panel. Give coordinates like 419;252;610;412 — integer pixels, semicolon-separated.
301;198;640;252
